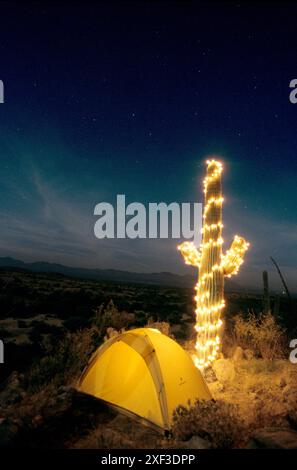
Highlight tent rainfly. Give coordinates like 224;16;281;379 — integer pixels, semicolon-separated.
77;328;212;430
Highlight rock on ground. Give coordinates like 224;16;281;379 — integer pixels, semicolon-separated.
233;346;244;362
176;435;211;449
212;359;235;384
244;349;254;360
247;427;297;449
208;381;224;394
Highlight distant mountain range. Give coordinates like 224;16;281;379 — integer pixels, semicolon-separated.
0;256;247;291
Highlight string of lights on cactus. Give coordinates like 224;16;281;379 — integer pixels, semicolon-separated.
178;159;249;370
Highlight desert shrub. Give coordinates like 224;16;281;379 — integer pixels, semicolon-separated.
133;310;149;326
146;318;171;336
251;397;288;430
27;327;100;391
72;426;136;449
93;300;135;333
172;399;244;448
231;313;286;360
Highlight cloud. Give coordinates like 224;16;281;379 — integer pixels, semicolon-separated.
0;166;296;291
0;168;178;271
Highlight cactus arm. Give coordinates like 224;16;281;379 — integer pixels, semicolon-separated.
220;235;249;277
178;241;201;267
270;257;292;302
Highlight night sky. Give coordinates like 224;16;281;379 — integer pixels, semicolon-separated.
0;2;297;291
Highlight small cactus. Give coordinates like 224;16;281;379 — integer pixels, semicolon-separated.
178;159;249;369
262;270;271;314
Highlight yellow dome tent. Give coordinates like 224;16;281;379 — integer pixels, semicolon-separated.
77;328;212;430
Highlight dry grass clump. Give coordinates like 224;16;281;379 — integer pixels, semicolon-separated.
251;398;288;430
93;300;135;333
229;313;287;360
172;399;245;448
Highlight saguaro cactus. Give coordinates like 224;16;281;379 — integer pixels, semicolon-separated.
178;159;249;369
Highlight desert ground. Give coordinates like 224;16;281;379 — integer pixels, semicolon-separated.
0;268;297;449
